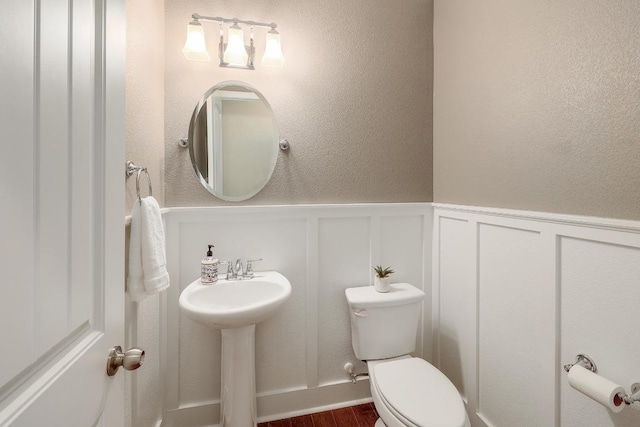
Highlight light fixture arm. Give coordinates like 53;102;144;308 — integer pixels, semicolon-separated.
192;13;277;30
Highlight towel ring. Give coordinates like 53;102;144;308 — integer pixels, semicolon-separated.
136;168;152;201
126;161;153;201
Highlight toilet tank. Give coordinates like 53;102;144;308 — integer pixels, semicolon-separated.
345;283;425;360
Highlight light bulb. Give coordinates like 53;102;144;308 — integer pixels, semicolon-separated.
182;20;210;61
262;28;284;67
223;23;249;66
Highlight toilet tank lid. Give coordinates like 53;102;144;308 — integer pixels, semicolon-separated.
345;283;425;309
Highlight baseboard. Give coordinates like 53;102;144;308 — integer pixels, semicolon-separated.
257;379;373;422
160;380;372;427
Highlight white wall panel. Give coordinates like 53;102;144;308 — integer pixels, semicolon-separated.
178;310;221;404
317;217;371;385
159;204;432;425
433;204;640;427
381;215;427;355
380;215;425;288
437;217;473;401
177;218;308;404
560;238;640;426
477;224;544;427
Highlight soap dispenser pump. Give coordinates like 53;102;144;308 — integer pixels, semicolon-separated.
201;244;219;284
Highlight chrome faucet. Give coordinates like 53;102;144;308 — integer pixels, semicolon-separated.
234;259;243;278
221;258;262;280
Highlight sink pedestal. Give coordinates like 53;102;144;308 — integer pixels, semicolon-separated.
220;325;257;427
179;272;292;427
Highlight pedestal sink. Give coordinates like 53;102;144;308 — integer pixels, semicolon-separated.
179;271;291;427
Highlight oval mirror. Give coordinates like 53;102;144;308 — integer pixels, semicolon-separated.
188;81;279;201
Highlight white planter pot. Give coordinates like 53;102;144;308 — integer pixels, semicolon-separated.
374;276;390;293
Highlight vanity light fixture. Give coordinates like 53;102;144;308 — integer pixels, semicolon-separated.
182;20;210;61
182;13;285;69
262;28;285;67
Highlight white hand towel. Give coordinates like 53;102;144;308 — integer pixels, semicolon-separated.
127;196;170;302
127;201;147;302
140;196;170;295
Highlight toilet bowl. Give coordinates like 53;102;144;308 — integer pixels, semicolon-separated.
368;356;470;427
345;283;470;427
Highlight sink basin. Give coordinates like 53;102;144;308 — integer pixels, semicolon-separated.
179;270;291;329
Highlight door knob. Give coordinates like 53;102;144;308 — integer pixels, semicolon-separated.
106;345;145;376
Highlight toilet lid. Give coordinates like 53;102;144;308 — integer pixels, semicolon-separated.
374;358;467;427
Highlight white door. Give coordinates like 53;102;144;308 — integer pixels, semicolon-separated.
0;0;126;425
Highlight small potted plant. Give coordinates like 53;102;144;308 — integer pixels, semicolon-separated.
373;265;394;293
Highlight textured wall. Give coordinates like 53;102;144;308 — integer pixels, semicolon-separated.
433;0;640;220
164;0;433;206
126;0;165;213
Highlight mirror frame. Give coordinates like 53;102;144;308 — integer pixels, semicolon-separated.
188;80;279;201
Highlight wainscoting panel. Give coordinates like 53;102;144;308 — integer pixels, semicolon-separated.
560;238;640;426
177;218;309;403
317;217;371;386
477;224;545;427
434;216;474;403
160;204;433;426
433;204;640;427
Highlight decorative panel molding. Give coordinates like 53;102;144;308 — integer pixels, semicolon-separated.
433;204;640;427
318;216;371;385
159;204;433;426
477;224;543;427
559;238;640;427
433;216;473;402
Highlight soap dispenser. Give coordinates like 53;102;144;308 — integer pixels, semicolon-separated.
201;245;219;284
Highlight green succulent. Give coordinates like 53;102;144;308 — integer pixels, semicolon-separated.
373;265;394;278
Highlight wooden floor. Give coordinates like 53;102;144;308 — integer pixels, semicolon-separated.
258;403;379;427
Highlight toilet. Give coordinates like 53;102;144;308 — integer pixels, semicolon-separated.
345;283;471;427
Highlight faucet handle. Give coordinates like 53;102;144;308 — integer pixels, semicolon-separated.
244;258;262;278
219;261;234;280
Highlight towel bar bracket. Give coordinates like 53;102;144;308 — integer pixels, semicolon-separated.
126;161;153;200
126;160;140;178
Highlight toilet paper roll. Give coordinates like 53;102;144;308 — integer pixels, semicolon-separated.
568;365;626;413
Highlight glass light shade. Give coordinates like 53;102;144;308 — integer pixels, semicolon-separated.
223;24;249;66
262;29;285;67
182;20;210;61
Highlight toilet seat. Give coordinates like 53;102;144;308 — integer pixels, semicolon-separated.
373;358;467;427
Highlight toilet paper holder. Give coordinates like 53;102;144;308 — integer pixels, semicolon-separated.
564;354;640;405
563;354;597;373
